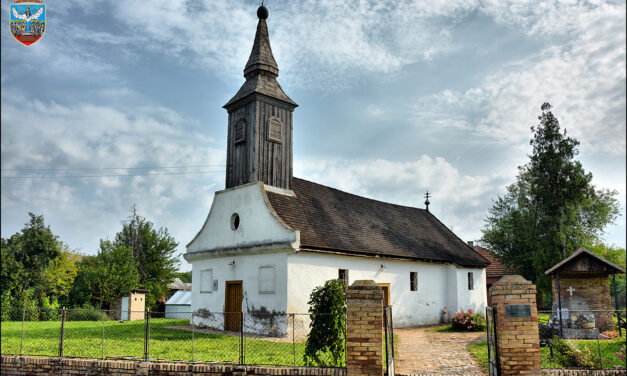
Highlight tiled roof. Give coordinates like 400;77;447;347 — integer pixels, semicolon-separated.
266;178;489;268
474;247;513;277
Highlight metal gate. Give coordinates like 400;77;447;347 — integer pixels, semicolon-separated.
383;306;395;376
486;306;499;376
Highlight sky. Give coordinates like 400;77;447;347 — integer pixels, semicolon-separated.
1;0;625;272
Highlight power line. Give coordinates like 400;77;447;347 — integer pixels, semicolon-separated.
0;170;225;179
1;164;226;171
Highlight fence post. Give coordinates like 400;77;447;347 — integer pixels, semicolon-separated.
191;312;195;362
101;310;105;359
20;307;25;356
291;313;296;366
144;308;150;361
59;307;66;357
239;312;244;364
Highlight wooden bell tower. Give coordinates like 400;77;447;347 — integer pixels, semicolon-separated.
223;5;298;190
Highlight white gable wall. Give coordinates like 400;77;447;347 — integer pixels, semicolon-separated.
186;182;298;254
287;252;486;327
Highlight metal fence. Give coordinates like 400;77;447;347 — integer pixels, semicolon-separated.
0;307;346;367
538;309;626;369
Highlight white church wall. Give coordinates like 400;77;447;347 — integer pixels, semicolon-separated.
287;252;472;327
190;251;290;334
454;267;487;315
186;182;298;254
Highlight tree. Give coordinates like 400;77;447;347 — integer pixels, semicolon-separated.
114;207;180;306
304;279;346;367
481;103;620;298
585;242;626;309
40;247;79;305
4;213;60;293
84;241;140;309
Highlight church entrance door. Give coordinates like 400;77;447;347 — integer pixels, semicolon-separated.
224;281;242;331
378;283;390;307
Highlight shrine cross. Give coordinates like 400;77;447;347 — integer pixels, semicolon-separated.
567;286;576;296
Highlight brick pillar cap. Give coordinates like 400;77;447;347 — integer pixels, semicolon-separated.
349;280;379;289
493;275;531;286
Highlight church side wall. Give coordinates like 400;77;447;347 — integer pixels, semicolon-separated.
190;252;289;334
455;266;487;314
287;252;485;327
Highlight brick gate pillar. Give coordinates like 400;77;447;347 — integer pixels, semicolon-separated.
346;280;383;376
490;275;542;376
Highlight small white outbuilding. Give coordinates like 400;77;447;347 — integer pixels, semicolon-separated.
165;290;191;319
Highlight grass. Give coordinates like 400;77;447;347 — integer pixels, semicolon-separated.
469;338;626;372
0;318;343;366
467;341;489;370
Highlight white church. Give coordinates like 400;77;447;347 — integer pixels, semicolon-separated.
184;5;488;333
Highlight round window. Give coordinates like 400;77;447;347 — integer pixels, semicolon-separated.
230;213;240;230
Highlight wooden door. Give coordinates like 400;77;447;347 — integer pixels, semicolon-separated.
378;283;390;308
224;281;243;331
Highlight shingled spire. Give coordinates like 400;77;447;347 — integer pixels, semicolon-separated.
243;6;279;79
223;5;298;190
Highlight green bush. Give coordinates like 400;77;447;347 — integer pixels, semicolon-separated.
66;309;109;321
304;279;346;367
551;336;600;368
450;308;486;331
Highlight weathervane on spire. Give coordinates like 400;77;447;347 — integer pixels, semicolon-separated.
424;191;431;212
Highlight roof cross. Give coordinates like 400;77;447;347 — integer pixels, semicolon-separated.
424;191;431;212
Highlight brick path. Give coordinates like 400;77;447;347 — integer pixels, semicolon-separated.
394;327;487;376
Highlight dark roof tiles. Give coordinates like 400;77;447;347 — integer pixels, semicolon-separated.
266;178;489;268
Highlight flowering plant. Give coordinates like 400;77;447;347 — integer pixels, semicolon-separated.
450;308;485;331
617;347;625;362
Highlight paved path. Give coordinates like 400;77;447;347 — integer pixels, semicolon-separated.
394;327;486;376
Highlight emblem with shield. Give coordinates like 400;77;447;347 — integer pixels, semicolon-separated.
10;0;46;46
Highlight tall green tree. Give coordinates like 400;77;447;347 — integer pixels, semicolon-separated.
481;103;620;297
114;207;180;306
1;213;61;301
84;241;140;309
40;247;79;305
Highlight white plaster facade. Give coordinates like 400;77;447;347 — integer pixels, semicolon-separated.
185;182;487;331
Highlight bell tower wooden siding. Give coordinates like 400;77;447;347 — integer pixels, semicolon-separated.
225;97;293;189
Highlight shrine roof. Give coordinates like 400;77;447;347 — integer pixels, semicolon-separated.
545;247;625;275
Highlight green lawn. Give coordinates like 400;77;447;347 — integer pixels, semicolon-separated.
469;338;626;371
0;318;343;366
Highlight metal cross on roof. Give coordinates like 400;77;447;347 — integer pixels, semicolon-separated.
424;191;431;212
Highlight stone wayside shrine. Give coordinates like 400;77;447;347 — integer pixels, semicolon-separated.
545;247;625;335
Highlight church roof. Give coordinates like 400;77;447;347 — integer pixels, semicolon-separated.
266;178;489;268
224;9;297;109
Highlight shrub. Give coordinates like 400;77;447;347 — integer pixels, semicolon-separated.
450;308;486;331
66;309;109;321
551;336;600;368
304;279;346;366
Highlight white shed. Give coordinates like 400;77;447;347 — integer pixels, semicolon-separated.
165;290;191;319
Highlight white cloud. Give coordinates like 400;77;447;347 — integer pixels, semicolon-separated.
412;2;626;155
0;93;224;258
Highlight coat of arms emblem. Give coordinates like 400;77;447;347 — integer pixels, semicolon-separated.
10;0;46;46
